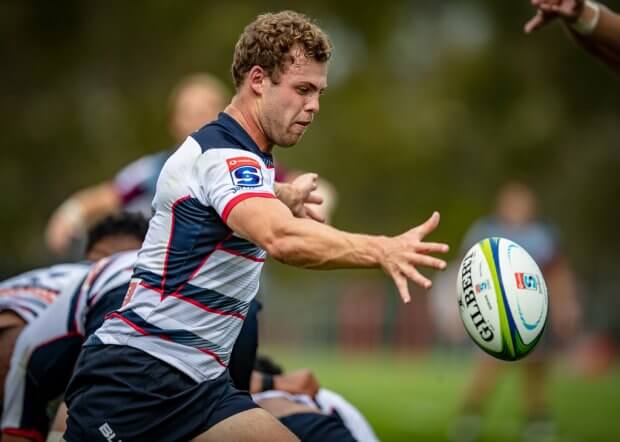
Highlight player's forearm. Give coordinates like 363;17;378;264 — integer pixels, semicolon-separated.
568;2;620;72
51;182;121;231
74;182;122;223
591;4;620;51
266;217;388;270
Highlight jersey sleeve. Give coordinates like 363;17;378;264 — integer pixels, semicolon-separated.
195;148;276;223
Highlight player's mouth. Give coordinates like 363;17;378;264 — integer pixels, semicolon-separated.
295;121;311;127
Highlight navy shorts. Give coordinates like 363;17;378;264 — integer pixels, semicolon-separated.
279;412;357;442
64;344;258;442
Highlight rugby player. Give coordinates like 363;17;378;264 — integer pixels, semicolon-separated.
63;11;449;442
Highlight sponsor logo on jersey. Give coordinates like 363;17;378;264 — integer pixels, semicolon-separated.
227;157;263;188
515;272;539;291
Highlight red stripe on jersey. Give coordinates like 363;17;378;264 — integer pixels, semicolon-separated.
216;246;266;262
166;292;246;320
221;192;276;223
108;312;149;336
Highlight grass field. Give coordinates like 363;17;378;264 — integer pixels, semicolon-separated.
265;348;620;442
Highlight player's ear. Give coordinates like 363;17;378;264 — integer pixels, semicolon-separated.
248;66;267;96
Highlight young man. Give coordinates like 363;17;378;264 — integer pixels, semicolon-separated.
0;213;148;414
64;10;449;442
525;0;620;74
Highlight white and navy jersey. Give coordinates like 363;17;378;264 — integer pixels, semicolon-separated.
91;112;277;382
113;150;172;218
1;250;137;441
461;217;560;270
252;389;380;442
0;263;91;323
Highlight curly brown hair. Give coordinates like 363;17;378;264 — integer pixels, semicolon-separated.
231;10;333;89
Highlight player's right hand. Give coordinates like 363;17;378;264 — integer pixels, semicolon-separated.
380;211;449;304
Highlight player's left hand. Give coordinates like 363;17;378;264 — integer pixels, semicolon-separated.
277;173;325;222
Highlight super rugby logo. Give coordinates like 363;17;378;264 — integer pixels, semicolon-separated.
515;272;540;291
460;253;494;342
475;280;490;294
227;157;263;188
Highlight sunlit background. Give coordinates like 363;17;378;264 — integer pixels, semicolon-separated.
2;1;619;441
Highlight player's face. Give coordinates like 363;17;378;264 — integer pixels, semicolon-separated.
260;50;328;147
171;84;226;141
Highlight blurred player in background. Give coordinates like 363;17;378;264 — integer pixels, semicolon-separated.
45;73;230;256
525;0;620;74
449;181;581;442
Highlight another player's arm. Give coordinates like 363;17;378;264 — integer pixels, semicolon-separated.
45;181;121;254
226;197;449;303
250;369;320;396
569;3;620;73
525;0;620;74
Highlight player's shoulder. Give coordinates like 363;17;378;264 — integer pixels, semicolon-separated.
190;113;271;164
191;113;246;152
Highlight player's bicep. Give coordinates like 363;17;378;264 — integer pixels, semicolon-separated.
226;197;294;251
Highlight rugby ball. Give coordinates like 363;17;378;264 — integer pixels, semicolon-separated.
456;237;548;361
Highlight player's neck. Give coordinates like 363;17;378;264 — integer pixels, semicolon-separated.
225;99;273;154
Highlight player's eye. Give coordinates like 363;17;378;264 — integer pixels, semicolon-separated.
296;87;309;95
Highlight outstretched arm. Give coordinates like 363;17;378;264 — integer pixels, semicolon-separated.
226;196;449;303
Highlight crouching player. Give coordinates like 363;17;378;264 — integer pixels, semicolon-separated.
1;214;149;442
0;213;148;411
